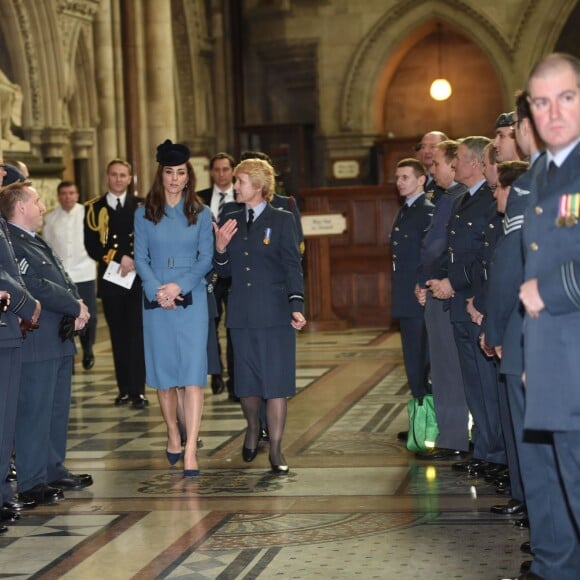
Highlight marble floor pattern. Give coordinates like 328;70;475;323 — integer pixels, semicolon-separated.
0;321;529;580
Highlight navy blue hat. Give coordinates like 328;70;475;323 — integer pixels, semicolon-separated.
495;112;515;129
156;139;190;166
2;163;26;186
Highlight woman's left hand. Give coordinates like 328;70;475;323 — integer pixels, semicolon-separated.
291;312;307;331
157;282;182;309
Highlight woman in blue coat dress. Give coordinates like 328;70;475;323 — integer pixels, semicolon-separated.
214;159;307;474
134;140;213;477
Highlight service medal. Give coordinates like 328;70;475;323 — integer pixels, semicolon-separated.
263;227;272;245
557;193;580;228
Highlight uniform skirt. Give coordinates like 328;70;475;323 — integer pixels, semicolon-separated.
230;326;296;399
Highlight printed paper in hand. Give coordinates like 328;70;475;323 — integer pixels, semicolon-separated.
103;261;136;289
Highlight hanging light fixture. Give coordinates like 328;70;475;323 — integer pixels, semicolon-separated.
429;23;452;101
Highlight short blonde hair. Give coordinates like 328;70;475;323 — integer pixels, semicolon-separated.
234;159;275;202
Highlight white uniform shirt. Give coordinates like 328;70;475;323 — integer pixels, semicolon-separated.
209;185;235;220
43;203;96;283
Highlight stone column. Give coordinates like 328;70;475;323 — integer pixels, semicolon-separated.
143;0;176;155
71;128;95;201
94;0;123;173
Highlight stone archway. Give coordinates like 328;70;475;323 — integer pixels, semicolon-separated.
338;0;578;138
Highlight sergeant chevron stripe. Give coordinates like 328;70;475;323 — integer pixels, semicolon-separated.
503;214;524;235
18;257;29;275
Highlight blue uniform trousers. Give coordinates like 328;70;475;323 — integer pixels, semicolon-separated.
15;355;73;491
452;321;505;464
0;346;22;503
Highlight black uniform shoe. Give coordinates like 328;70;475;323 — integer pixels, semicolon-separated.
397;431;408;442
514;517;530;529
490;499;526;515
211;375;225;394
415;448;467;460
114;394;130;406
131;395;149;409
6;462;16;483
50;473;93;490
3;497;36;511
0;525;7;534
520;541;534;555
18;484;64;505
82;353;95;370
0;507;20;522
260;427;270;442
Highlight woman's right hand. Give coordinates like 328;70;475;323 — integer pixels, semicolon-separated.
213;219;238;253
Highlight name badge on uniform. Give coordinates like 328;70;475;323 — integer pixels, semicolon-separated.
263;227;272;245
556;193;580;227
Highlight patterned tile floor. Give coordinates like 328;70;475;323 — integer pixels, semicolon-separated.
0;318;528;579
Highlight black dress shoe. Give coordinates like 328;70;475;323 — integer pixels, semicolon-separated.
520;541;534;555
242;446;258;462
0;524;7;534
6;461;16;483
82;353;95;370
211;375;225;394
415;448;467;461
484;466;509;483
514;517;529;529
452;459;486;472
397;431;408;442
269;460;289;475
3;497;36;511
260;427;270;442
228;393;240;403
490;499;526;515
50;473;93;490
19;483;64;505
114;394;130;406
520;560;532;574
131;395;149;409
0;506;19;522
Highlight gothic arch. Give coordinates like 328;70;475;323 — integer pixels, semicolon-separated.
338;0;576;136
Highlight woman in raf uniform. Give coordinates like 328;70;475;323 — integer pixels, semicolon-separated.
213;158;306;474
134;140;213;477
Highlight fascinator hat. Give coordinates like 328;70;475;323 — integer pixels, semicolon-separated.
156;139;191;166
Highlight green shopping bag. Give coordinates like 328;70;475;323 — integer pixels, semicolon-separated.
406;394;440;453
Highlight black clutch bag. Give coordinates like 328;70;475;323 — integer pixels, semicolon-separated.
59;315;77;342
143;291;193;310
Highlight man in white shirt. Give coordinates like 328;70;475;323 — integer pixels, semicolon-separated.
43;181;97;370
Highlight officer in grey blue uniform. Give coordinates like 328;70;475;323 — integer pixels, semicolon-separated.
0;175;39;524
390;158;434;398
443;137;506;469
1;182;93;506
518;53;580;580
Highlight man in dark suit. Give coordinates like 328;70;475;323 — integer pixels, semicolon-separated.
415;131;448;204
415;140;470;459
0;165;41;528
197;152;236;397
0;181;92;506
517;52;580;580
390;158;433;400
84;159;147;408
428;136;506;472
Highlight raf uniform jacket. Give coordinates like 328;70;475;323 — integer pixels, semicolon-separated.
417;182;467;288
83;194;142;298
446;182;497;322
218;193;304;252
484;156;543;376
390;194;434;318
0;217;37;348
7;224;81;362
214;204;304;328
522;142;580;431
